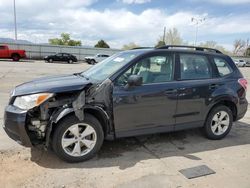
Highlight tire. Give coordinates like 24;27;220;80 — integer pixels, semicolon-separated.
52;114;104;163
48;59;53;63
203;105;233;140
90;59;96;65
68;59;73;64
12;54;20;61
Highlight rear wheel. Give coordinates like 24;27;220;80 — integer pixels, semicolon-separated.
52;114;104;162
12;54;20;61
203;105;233;140
90;59;96;65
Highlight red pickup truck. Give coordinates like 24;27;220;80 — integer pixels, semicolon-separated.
0;45;26;61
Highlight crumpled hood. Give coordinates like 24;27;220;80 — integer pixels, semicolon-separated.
13;74;91;96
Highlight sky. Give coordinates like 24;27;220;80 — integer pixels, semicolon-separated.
0;0;250;50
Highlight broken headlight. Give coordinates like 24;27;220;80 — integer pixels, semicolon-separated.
13;93;54;110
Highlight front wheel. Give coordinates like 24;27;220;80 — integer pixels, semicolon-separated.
203;105;233;140
12;54;20;61
52;114;104;162
68;59;73;64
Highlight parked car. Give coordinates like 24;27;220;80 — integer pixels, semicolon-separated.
0;45;26;61
234;59;246;67
84;54;110;64
4;45;248;162
44;53;77;63
246;60;250;67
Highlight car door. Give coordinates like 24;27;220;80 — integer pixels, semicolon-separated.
95;54;102;62
54;53;62;61
63;53;69;61
0;46;8;57
174;53;218;130
112;52;178;137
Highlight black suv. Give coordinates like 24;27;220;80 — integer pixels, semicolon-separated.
4;45;248;162
44;53;77;63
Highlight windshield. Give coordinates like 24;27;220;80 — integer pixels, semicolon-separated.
81;50;145;82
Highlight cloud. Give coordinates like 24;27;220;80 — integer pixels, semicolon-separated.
190;0;250;4
0;0;249;50
119;0;151;4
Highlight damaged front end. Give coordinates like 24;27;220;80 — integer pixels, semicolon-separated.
22;79;114;148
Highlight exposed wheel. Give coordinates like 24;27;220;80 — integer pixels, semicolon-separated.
48;59;53;63
203;105;233;140
52;114;104;162
68;59;73;64
12;54;20;61
90;59;95;65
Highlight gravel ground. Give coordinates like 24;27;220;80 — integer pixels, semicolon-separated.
0;59;250;188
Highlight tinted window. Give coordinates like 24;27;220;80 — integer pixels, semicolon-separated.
214;57;233;76
0;46;5;49
180;54;212;80
117;54;173;85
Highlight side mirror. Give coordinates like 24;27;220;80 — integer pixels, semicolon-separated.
126;75;143;88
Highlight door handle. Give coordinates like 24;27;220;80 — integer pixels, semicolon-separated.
165;89;177;95
209;84;219;90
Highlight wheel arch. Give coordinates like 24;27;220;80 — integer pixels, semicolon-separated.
11;53;20;57
207;99;237;122
49;106;111;141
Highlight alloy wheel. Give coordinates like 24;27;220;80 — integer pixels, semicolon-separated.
61;123;97;157
211;111;230;136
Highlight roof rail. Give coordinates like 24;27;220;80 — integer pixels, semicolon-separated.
156;45;222;54
130;47;153;50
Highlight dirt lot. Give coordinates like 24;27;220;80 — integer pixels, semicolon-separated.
0;60;250;188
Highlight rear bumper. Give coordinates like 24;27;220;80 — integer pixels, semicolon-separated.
3;105;32;147
236;98;248;121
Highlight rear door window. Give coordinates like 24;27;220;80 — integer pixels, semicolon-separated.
213;57;233;76
180;54;212;80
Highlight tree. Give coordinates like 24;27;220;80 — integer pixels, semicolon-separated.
246;47;250;56
94;40;110;48
164;28;183;45
49;33;81;46
233;39;246;55
122;42;140;50
199;41;230;55
155;40;166;48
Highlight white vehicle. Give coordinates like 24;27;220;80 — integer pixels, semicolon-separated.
84;54;110;64
234;59;246;67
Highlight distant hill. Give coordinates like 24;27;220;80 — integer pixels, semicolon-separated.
0;38;33;44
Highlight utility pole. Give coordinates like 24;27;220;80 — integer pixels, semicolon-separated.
13;0;17;41
163;26;166;43
191;17;205;46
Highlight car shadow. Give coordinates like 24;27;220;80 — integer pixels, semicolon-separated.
44;61;86;64
30;121;250;170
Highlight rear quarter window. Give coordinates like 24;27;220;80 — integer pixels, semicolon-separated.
213;57;233;77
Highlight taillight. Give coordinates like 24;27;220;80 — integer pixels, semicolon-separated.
238;78;248;90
